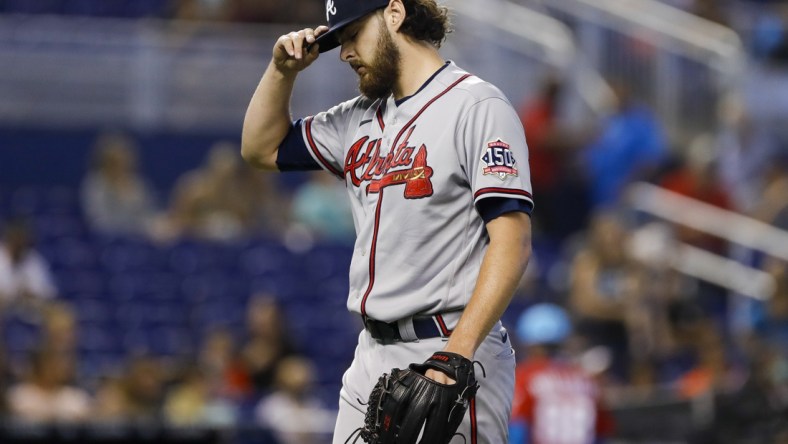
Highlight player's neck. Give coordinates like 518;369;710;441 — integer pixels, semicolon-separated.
392;44;445;101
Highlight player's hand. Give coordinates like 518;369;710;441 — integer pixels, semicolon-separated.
425;368;456;384
272;26;329;75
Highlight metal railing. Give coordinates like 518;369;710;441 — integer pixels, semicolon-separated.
446;0;613;120
626;182;786;300
0;2;612;132
521;0;746;143
0;15;362;131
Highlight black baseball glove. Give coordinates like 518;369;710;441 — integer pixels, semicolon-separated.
346;351;480;444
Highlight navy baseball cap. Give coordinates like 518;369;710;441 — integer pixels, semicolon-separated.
312;0;390;53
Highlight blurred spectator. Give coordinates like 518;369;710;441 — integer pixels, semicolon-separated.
656;270;708;380
582;79;667;208
752;155;788;230
0;344;9;416
510;303;615;444
765;4;788;65
224;0;323;24
753;257;788;351
255;356;336;444
81;132;159;237
659;139;733;254
91;377;132;422
40;302;78;354
751;2;788;59
199;326;252;398
122;354;165;420
715;96;778;212
691;338;788;444
171;0;231;21
163;366;237;426
691;0;730;26
0;218;57;309
241;165;292;237
676;321;734;398
291;171;355;243
165;142;263;242
242;294;297;392
569;212;647;380
518;75;590;240
658;0;729;25
6;347;91;422
224;0;282;22
171;0;323;23
628;222;713;379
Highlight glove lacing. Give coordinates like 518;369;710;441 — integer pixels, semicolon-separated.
344;373;393;444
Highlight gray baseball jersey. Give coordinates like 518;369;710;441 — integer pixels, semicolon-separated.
298;62;533;322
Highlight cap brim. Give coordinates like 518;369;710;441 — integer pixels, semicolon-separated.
311;29;341;54
309;5;387;54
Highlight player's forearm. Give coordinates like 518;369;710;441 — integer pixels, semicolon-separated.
241;61;298;170
445;212;532;358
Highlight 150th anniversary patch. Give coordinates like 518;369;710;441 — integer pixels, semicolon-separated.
481;139;518;180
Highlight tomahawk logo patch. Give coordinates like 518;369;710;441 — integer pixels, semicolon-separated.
481;139;518;180
326;0;337;21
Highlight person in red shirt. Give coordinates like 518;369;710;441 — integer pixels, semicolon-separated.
510;303;614;444
519;76;589;240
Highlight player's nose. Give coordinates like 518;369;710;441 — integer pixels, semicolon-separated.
340;43;354;62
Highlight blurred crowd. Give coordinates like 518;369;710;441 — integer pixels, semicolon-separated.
508;68;788;441
0;70;784;440
0;228;336;443
1;0;788;442
80;134;353;245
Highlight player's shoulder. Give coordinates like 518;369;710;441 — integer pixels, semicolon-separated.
439;62;512;106
331;95;377;115
317;95;381;129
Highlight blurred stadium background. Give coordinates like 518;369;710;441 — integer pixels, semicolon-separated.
0;0;787;443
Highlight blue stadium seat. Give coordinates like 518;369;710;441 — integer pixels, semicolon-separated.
3;317;41;354
97;237;169;273
45;186;80;216
50;237;98;272
73;298;113;323
238;243;292;278
79;322;121;354
34;213;87;242
56;270;104;298
148;326;193;356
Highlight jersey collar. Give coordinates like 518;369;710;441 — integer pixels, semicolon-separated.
394;61;452;107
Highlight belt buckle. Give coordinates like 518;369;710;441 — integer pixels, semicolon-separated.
363;317;380;338
364;318;398;345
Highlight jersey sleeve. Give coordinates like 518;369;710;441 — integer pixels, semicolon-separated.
461;97;534;213
300;98;360;179
275;119;321;171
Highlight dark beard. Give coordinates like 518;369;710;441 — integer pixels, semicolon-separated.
358;25;400;101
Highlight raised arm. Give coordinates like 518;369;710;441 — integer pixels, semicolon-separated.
241;26;329;170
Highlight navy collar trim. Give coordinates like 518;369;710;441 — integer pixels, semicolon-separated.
394;61;451;107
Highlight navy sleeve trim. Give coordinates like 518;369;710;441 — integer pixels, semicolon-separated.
275;119;321;172
476;197;533;223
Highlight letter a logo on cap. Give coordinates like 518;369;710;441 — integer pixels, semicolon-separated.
326;0;337;22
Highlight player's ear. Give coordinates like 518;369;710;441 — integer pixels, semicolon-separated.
385;0;405;32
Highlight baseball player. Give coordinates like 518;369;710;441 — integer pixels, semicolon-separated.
241;0;533;442
510;304;614;444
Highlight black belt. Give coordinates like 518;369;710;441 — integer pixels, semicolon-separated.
363;315;450;344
